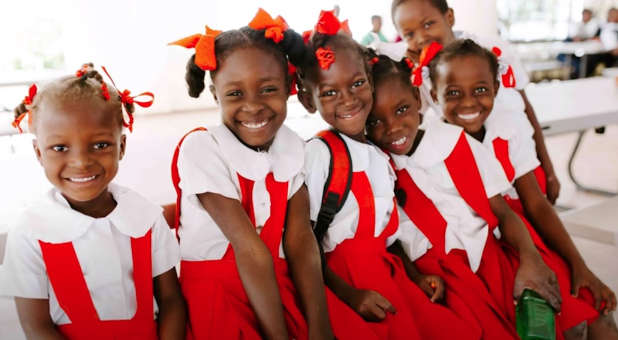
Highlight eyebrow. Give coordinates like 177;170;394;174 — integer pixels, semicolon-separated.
319;72;365;88
223;76;280;87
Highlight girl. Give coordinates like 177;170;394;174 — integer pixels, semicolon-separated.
1;64;186;339
296;10;478;340
365;50;563;340
169;9;333;340
390;0;562;205
428;39;618;339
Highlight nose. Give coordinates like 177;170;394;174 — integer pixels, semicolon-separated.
459;93;477;108
384;116;402;137
241;97;265;115
340;89;357;108
69;147;93;168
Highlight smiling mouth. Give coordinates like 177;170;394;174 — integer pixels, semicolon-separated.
241;119;270;129
392;136;408;146
457;112;481;121
66;175;98;183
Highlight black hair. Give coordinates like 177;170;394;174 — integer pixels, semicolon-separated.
428;38;499;88
185;26;310;98
391;0;449;22
371;15;382;21
14;63;128;132
369;51;419;101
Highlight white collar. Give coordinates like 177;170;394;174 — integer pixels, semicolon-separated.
338;133;392;173
211;124;304;182
392;119;463;170
16;183;161;243
483;108;518;142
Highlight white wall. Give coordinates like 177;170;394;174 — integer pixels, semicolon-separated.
450;0;499;38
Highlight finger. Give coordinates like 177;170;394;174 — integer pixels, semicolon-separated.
369;303;387;321
432;282;445;303
540;282;562;312
610;290;617;312
592;285;602;311
375;294;397;314
571;279;583;297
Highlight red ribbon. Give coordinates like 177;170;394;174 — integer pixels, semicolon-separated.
316;47;335;70
288;63;298;95
369;57;379;66
75;64;92;78
315;10;342;35
169;26;222;71
412;42;443;87
491;46;516;88
248;8;288;44
12;84;37;133
101;66;154;132
302;30;313;44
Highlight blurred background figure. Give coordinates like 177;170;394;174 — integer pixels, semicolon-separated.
360;15;388;46
333;4;340;17
600;7;618;54
568;8;600;41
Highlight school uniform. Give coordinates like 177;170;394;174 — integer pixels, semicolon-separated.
482;110;600;330
305;132;478;340
391;119;524;339
0;184;180;340
175;124;308;340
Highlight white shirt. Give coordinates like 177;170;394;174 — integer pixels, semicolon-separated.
391;119;511;271
176;124;305;260
482;108;540;199
0;184;180;325
570;19;600;40
304;133;400;253
600;22;618;50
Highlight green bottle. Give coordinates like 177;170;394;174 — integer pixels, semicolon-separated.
516;289;556;340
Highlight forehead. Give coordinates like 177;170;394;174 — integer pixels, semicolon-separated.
215;46;285;85
314;48;366;85
437;55;494;83
36;98;121;136
394;0;443;26
373;78;415;113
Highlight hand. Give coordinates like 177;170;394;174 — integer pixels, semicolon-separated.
545;173;561;205
571;264;617;315
514;253;562;311
348;289;396;322
414;274;445;303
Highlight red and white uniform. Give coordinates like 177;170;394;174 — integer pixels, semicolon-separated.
175;124;308;339
0;184;180;339
305;132;478;340
482;110;600;329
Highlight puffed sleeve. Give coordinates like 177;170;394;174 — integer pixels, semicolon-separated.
151;215;181;278
466;134;512;198
396;206;432;261
177;130;240;200
303;139;331;222
0;227;49;298
509;112;540;180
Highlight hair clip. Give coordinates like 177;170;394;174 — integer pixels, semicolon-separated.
316;47;335;70
101;66;154;132
169;26;222;71
315;10;342;35
302;30;313;44
412;41;442;87
248;8;288;43
340;19;352;36
491;47;516;88
369;57;379;66
11;84;37;133
75;63;93;78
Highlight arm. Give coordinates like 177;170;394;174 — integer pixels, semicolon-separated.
489;195;562;310
388;241;444;302
515;172;617;313
198;192;288;340
15;298;65;340
153;268;187;340
283;185;334;340
518;90;560;204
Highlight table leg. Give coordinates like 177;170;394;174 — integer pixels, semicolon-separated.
567;130;617;196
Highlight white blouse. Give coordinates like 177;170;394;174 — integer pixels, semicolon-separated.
176;124;305;260
391;119;511;271
304;133;400;253
0;184;180;325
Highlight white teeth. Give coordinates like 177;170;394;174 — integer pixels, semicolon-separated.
392;137;407;146
458;112;480;121
69;175;96;183
241;120;268;129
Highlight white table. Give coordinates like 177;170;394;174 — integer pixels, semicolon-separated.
525;77;618;195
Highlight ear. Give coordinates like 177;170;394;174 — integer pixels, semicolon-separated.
446;8;455;28
297;87;317;114
493;80;500;98
32;139;42;164
209;84;218;103
119;134;127;161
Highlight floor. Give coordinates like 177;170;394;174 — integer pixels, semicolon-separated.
0;103;617;338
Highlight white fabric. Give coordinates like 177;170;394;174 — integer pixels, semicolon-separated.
0;184;180;325
304;133;399;253
397;206;432;262
570;19;600;40
177;124;305;260
483;108;540;199
600;23;618;50
391;119;511;271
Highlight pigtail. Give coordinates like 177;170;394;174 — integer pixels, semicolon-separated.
13;102;28;120
186;54;207;98
280;29;312;67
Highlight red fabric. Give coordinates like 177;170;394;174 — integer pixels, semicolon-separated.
314;10;341;35
39;231;157;339
248;8;288;43
533;165;547;195
316;130;351;207
12;84;37;133
492;137;516;182
315;47;335;70
169;26;222;71
412;42;443;86
491;46;516;88
179;172;308;339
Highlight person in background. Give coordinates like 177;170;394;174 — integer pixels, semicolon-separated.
600;8;618;58
569;9;600;42
361;15;389;47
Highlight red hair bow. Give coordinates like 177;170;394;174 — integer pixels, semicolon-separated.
491;46;516;88
248;8;288;43
101;66;154;132
316;47;335;70
288;63;298;95
315;10;342;35
412;41;443;87
12;84;37;133
169;26;222;71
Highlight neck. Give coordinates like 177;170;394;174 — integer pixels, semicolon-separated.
470;126;486;142
344;131;367;143
407;130;424;156
64;190;117;218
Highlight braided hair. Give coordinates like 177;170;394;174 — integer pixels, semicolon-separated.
428;39;498;88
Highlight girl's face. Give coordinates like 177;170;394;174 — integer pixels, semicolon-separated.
32;98;125;212
211;47;288;151
393;0;456;63
366;78;421;155
307;48;373;142
431;55;499;139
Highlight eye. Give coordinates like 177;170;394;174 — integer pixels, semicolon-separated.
474;87;488;94
93;142;110;150
226;90;242;97
352;79;366;88
423;21;434;29
366;119;382;127
261;86;278;94
396;105;409;115
320;89;337;97
51;145;68;152
446;89;460;97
